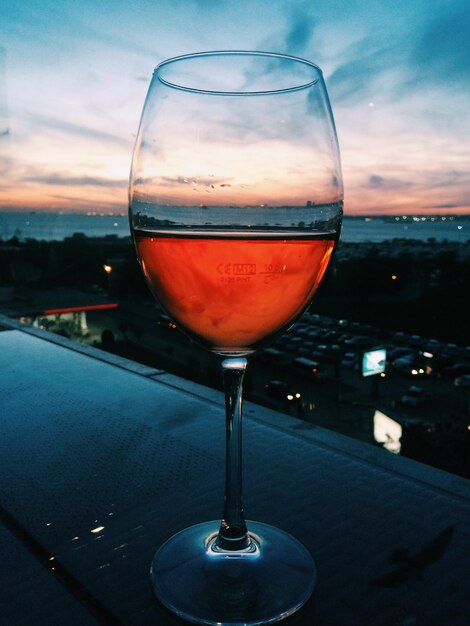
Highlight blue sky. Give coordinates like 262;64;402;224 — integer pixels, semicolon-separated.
1;0;469;214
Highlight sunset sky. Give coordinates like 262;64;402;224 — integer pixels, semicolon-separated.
1;0;469;215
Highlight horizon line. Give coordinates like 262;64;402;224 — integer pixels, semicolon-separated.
1;208;470;218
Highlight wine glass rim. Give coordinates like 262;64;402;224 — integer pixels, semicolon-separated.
154;50;322;96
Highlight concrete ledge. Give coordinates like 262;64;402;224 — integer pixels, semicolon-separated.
1;318;469;626
2;313;468;502
155;372;470;502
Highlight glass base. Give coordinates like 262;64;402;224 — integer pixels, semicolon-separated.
151;520;316;626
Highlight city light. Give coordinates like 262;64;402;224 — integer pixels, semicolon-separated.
91;525;105;534
43;303;118;315
103;264;113;273
373;410;402;454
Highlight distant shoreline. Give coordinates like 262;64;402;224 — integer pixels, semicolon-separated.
0;210;469;244
1;209;470;218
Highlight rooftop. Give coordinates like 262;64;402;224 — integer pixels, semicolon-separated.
0;316;469;625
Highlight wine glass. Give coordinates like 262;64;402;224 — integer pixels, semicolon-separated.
129;51;343;626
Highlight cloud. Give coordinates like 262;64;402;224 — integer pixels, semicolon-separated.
328;37;402;105
24;174;127;188
425;203;462;209
328;1;470;105
253;1;317;61
284;7;316;55
367;175;412;189
369;175;384;187
425;169;470;189
79;24;160;60
410;0;470;85
3;1;160;62
25;113;131;147
48;194;123;211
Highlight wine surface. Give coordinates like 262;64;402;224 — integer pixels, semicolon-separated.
135;229;336;354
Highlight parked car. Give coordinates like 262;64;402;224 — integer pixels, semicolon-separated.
422;339;441;353
387;347;415;361
257;348;292;367
157;313;174;328
392;356;425;376
273;334;291;348
343;335;375;349
400;386;426;407
454;374;470;389
309;343;340;362
305;328;324;340
341;352;358;369
284;336;303;353
440;363;470;380
292;357;323;378
392;331;407;344
431;354;455;375
318;317;336;328
310;348;330;363
293;325;311;337
264;380;301;402
408;334;423;347
297;341;315;357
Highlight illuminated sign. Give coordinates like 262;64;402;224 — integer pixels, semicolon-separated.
362;347;386;377
43;303;119;315
373;410;402;454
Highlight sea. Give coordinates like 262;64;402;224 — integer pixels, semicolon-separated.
0;211;468;244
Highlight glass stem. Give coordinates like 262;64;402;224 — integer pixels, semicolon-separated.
216;357;250;551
